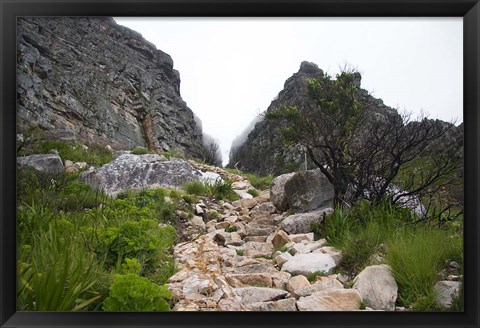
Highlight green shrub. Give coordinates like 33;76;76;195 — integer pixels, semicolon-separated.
97;219;176;268
121;258;142;275
183;181;208;196
103;274;171;311
131;146;149;155
17;224;100;311
386;227;462;306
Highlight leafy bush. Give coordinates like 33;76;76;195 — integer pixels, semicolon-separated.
103;274;171;311
97;220;176;268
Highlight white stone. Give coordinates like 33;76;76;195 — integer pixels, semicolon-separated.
281;253;336;276
353;264;398;311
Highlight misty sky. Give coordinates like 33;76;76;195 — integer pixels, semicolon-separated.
114;18;463;165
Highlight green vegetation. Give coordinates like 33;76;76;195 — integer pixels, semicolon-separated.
312;200;463;310
17;168;179;311
387;228;462;307
307;271;327;282
131;146;150;155
18;135;113;168
182;178;240;201
224;168;273;191
224;226;237;233
103;273;171;311
247;189;260;197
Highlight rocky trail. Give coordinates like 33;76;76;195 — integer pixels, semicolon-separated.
17;151;462;312
166;163;397;312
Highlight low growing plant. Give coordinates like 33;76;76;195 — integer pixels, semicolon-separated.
103;273;171;311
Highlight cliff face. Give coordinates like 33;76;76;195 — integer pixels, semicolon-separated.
228;61;399;176
17;17;204;157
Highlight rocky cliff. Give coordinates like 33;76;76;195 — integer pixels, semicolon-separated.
17;17;204;157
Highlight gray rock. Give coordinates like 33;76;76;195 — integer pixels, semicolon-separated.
284;169;334;212
281;207;333;234
352;264;398;311
234;287;290;305
17;17;205;158
270;172;296;212
433;280;461;308
246;298;297;311
79;154;202;195
17;154;64;174
281;253;336;276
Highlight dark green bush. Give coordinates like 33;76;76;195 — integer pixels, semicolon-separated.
103;273;171;311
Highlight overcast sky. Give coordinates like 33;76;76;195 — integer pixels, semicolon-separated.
114;18;463;165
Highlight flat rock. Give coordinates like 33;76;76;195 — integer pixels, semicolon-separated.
281;253;336;276
296;289;362;311
226;273;272;288
234;287;290;305
246;298;297;311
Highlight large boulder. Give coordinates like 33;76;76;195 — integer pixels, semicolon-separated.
352;264;398;311
17;154;64;174
79;154;202;196
281;207;333;234
270;172;296;211
284;168;334;212
281;253;337;276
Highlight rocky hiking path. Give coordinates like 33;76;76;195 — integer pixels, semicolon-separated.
17;151;460;311
166;164;398;312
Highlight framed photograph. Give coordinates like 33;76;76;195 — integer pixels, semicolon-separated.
1;1;478;328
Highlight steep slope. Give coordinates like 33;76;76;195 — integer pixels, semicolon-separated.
17;17;204;157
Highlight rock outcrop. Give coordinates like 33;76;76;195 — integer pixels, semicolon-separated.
228;61;399;176
17;17;204;157
79;154;203;196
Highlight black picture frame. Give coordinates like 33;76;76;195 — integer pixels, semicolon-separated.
1;1;478;327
